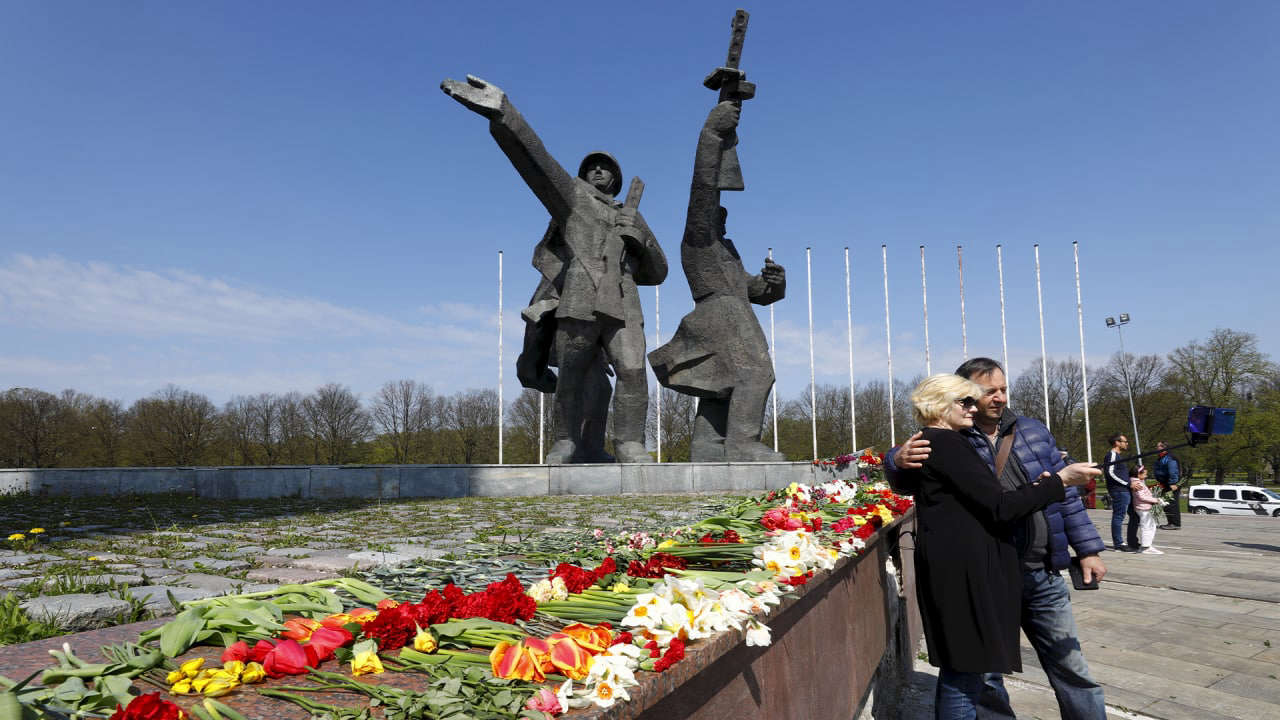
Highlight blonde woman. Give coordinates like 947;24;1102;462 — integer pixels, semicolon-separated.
900;374;1101;720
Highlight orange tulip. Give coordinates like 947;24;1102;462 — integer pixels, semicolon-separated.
560;622;612;653
546;634;594;680
522;637;555;674
281;617;321;642
489;641;544;683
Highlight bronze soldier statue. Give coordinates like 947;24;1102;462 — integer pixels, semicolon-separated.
441;76;667;463
649;99;785;462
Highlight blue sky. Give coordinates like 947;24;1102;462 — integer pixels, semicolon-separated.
2;2;1277;409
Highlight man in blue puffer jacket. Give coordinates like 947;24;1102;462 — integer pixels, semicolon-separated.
888;358;1108;720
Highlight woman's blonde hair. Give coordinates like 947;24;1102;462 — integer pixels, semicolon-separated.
911;373;985;426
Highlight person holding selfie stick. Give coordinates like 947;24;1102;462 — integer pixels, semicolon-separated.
897;374;1101;720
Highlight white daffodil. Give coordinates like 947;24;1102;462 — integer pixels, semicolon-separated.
744;618;772;647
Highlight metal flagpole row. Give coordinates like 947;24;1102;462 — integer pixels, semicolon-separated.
806;247;817;461
655;286;662;463
997;244;1010;408
497;251;503;465
1034;244;1050;431
844;247;857;453
882;245;895;447
769;248;778;453
1073;241;1093;463
920;245;931;376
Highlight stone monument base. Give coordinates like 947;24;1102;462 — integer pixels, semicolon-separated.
0;462;863;500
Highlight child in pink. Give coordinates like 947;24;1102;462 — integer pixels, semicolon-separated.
1130;466;1163;555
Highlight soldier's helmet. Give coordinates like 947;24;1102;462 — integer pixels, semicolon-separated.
577;151;622;196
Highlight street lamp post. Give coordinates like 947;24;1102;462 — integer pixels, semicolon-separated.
1105;313;1143;466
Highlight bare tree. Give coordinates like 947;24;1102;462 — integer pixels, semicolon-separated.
127;385;219;466
275;391;311;464
303;383;371;465
1;387;72;467
371;380;435;463
222;396;257;465
646;387;696;462
505;388;554;463
443;389;498;464
84;398;127;466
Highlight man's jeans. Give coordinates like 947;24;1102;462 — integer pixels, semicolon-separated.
979;569;1107;720
937;667;984;720
1107;482;1131;548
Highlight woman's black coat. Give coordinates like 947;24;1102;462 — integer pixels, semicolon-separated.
903;427;1065;673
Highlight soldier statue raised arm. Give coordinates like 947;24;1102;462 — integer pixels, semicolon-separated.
648;11;786;462
441;75;667;463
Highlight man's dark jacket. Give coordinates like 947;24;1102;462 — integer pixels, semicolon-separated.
888;410;1105;570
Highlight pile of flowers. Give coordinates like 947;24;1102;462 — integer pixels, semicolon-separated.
20;467;914;720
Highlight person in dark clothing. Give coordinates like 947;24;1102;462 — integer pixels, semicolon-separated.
1105;434;1140;551
889;358;1109;720
901;374;1100;720
1154;440;1182;529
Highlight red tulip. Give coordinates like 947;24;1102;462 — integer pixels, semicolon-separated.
249;639;276;664
307;626;353;661
262;639;310;678
281;617;321;642
221;640;250;664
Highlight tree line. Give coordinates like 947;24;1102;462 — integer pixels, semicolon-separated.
3;329;1277;481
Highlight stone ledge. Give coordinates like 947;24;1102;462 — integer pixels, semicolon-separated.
1;462;862;500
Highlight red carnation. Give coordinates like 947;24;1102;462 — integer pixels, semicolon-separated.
109;693;184;720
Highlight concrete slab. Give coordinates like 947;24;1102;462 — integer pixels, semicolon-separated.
550;464;621;495
399;466;469;498
467;465;547;496
621;463;692;494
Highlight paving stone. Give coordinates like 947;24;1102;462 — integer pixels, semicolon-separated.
121;585;218;613
21;593;132;631
0;568;31;580
175;557;251;572
173;574;274;595
232;545;265;555
288;553;377;573
264;547;317;558
0;553;59;565
245;567;337;584
345;548;450;566
178;541;208;550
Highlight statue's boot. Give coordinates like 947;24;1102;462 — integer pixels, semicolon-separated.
725;441;786;462
546;439;577;465
610;371;654;463
690;398;728;462
614;441;652;463
723;381;785;462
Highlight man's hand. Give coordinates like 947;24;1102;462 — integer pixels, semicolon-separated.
1078;554;1106;584
441;74;507;119
896;431;932;470
761;258;784;286
1170;484;1179;492
706;100;741;137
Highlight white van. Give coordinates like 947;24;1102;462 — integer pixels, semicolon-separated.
1186;484;1280;516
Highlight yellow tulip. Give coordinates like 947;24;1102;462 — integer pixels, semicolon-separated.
658;539;676;549
169;678;194;695
179;657;206;678
351;650;384;676
221;660;245;679
201;676;240;698
165;669;185;685
190;669;219;693
7;534;24;542
412;626;437;653
241;662;266;684
28;528;44;534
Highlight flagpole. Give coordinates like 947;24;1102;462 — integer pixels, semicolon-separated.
845;247;857;453
655;285;662;463
1074;242;1093;463
1034;244;1050;430
497;250;503;465
806;247;817;461
958;245;968;360
997;244;1010;407
769;248;779;453
882;245;896;447
920;245;931;376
